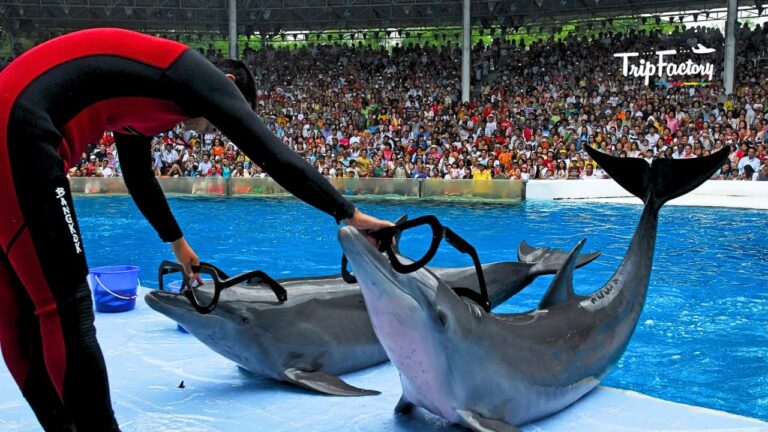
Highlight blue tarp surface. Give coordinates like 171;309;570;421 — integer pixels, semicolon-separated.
1;295;766;432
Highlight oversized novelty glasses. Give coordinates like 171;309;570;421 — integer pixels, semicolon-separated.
158;260;287;314
342;215;491;312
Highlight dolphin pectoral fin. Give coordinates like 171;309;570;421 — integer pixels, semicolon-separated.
394;396;414;415
575;251;601;268
455;409;521;432
519;240;600;276
538;239;586;309
283;368;380;397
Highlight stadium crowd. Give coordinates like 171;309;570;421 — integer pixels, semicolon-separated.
7;23;768;181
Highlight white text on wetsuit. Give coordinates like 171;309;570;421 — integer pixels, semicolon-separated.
56;187;82;254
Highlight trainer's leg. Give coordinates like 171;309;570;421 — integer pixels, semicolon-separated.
0;253;75;431
7;167;119;431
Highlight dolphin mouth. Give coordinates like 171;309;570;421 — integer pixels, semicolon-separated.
338;226;425;302
145;290;193;318
145;289;224;323
338;225;377;252
338;227;390;277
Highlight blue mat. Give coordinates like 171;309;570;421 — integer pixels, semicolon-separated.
1;294;765;432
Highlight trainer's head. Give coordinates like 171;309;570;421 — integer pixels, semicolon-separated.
214;59;257;110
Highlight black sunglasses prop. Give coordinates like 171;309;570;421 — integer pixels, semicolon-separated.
158;260;287;314
341;215;491;312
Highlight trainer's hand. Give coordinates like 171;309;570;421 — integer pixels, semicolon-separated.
171;237;203;285
344;209;395;247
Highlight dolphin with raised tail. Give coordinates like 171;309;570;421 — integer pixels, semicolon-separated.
145;238;600;397
338;146;730;430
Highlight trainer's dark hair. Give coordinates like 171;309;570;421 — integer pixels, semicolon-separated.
214;59;257;110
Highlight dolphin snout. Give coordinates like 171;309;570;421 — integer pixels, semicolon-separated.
145;290;197;323
338;226;369;253
338;227;392;278
339;226;437;309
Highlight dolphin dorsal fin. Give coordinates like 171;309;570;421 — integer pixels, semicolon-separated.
538;239;586;309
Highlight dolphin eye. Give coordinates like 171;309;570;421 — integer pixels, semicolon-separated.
240;315;250;324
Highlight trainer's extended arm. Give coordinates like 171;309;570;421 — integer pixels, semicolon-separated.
165;49;356;223
114;133;183;242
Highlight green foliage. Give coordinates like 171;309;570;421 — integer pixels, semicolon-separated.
0;15;692;59
0;34;37;58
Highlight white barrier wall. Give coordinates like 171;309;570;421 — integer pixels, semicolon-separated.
526;179;768;210
525;180;631;200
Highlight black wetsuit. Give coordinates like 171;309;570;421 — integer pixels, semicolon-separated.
0;28;355;431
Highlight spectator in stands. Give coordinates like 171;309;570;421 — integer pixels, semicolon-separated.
737;147;761;174
581;164;600;180
84;156;98;176
757;164;768;181
48;21;768;184
221;159;233;178
198;154;212;176
740;164;758;181
93;143;109;161
554;160;568;179
102;160;115;177
162;143;179;167
473;163;492;180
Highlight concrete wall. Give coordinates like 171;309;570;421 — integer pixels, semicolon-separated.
68;177;524;201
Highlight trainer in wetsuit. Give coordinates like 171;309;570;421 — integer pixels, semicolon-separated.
0;28;392;431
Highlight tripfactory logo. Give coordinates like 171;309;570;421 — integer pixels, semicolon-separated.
613;44;716;87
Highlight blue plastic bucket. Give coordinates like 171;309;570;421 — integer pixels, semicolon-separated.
165;279;211;333
88;266;140;313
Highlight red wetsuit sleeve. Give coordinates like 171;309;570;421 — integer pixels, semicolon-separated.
114;133;183;242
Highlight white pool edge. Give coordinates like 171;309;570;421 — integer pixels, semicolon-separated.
527;180;768;210
599;386;768;426
570;196;768;210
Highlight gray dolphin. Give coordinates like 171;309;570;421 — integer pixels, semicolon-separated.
338;146;730;430
145;241;600;397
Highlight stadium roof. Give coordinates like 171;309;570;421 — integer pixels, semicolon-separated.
0;0;756;36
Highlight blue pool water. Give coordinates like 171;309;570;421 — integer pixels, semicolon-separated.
74;196;768;421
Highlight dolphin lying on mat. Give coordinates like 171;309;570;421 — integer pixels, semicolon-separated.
145;237;599;397
339;146;730;430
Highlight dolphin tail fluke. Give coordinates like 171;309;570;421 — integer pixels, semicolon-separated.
456;409;521;432
583;144;730;210
538;238;586;309
519;240;600;276
283;368;380;397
